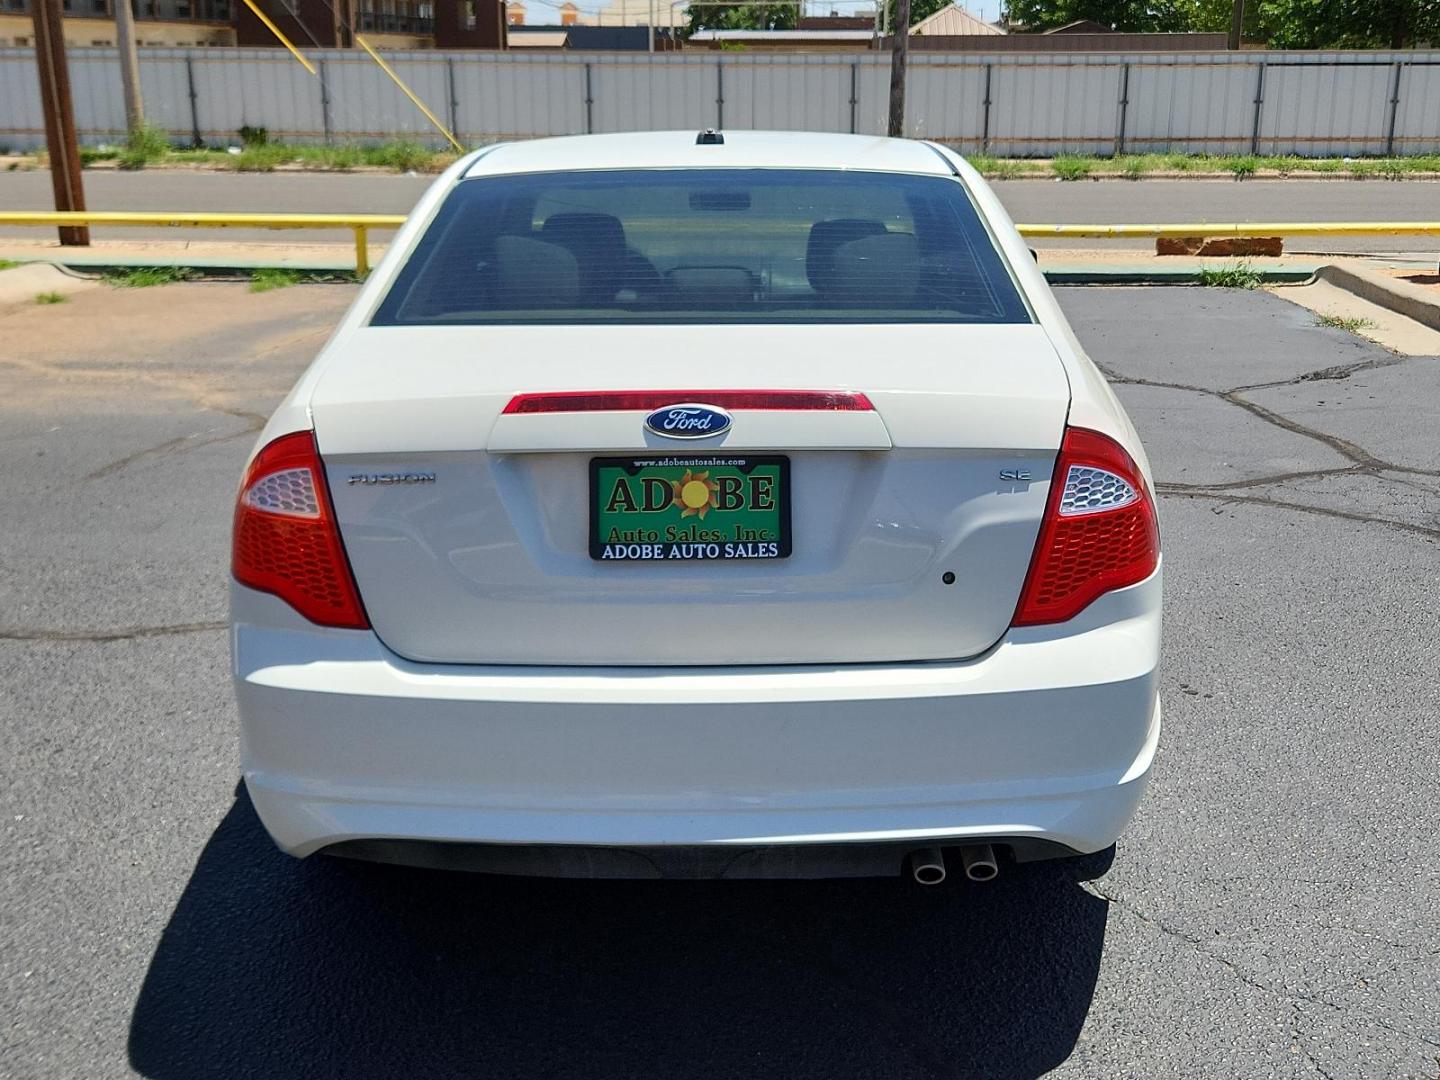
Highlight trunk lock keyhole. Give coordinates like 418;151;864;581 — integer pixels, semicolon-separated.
942;571;956;585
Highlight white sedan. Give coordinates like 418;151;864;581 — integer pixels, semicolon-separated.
231;131;1161;885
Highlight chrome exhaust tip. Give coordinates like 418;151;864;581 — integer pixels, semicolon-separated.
909;846;947;885
961;843;999;882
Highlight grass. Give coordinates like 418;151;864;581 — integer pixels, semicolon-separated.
103;266;197;288
35;290;66;304
1316;313;1376;333
1223;155;1260;179
965;154;1039;180
1051;155;1095;181
0;259;18;272
249;267;302;293
118;124;172;170
1198;262;1263;289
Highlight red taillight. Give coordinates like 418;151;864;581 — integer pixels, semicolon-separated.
1012;426;1159;627
231;431;369;630
502;390;874;414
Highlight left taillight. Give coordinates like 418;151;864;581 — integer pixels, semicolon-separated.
231;430;369;630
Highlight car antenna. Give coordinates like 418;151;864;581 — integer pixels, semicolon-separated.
696;129;725;145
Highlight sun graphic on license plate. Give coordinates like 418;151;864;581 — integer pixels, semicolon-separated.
671;469;719;518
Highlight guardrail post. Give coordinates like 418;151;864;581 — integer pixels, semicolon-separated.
1249;58;1266;155
1384;61;1404;157
354;224;370;278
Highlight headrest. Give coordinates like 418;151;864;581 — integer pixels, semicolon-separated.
825;233;919;307
492;235;579;307
806;219;890;294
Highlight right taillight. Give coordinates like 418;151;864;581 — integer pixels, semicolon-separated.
1012;426;1159;626
232;430;369;630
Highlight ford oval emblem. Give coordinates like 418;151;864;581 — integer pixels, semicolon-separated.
644;403;732;440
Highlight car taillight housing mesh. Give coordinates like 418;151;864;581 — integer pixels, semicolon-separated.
1012;427;1159;626
232;431;369;629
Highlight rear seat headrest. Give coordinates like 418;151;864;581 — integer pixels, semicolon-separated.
826;233;920;307
806;219;890;295
540;213;628;256
492;235;579;307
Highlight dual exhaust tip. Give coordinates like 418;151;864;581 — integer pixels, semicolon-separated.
909;844;998;885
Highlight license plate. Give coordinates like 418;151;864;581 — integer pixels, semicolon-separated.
590;455;791;562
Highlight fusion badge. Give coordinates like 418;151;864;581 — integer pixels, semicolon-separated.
643;403;732;440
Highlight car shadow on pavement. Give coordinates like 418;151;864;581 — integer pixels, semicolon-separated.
128;790;1111;1080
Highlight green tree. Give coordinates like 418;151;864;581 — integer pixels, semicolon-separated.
1002;0;1195;31
1250;0;1438;48
683;0;799;33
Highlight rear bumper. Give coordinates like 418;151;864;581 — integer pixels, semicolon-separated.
232;567;1161;864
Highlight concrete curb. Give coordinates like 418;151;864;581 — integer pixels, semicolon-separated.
1315;264;1440;331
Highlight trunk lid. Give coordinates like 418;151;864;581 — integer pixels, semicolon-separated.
312;323;1069;666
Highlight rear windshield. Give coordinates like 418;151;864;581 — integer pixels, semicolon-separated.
372;168;1031;326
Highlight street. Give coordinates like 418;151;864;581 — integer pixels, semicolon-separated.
1;279;1437;1078
1;171;1439;253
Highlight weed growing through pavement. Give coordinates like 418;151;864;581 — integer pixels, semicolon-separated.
1316;313;1376;333
103;266;198;288
249;268;302;293
1198;263;1262;289
35;291;66;304
1051;155;1095;181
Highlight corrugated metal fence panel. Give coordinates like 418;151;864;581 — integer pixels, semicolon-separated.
1125;56;1255;154
0;52;42;150
589;54;716;133
2;47;1438;155
189;48;325;143
452;54;585;141
723;54;854;133
1260;57;1394;155
989;56;1123;156
906;58;987;145
1393;61;1440;153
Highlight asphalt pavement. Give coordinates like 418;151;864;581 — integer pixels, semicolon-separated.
1;281;1438;1079
1;171;1437;254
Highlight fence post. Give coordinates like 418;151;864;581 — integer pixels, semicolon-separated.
1115;61;1130;157
446;56;459;144
184;54;202;147
1384;60;1403;157
1249;58;1266;155
980;62;992;154
849;62;858;134
318;58;331;144
584;62;593;134
716;60;724;129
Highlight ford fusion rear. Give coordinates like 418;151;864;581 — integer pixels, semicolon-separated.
230;132;1161;883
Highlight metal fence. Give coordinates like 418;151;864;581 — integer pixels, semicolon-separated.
1;46;1438;156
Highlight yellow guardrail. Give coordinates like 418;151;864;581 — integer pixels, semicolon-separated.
2;213;1438;279
1016;222;1440;239
0;211;407;277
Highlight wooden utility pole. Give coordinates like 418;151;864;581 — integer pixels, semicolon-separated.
1227;0;1244;49
886;0;910;137
31;0;89;246
114;0;145;133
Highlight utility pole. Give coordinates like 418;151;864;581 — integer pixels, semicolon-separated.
114;0;144;133
1227;0;1244;50
887;0;910;137
31;0;89;246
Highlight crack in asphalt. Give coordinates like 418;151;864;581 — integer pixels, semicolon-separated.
0;621;227;643
1097;353;1440;539
85;424;260;480
1081;882;1440;1056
